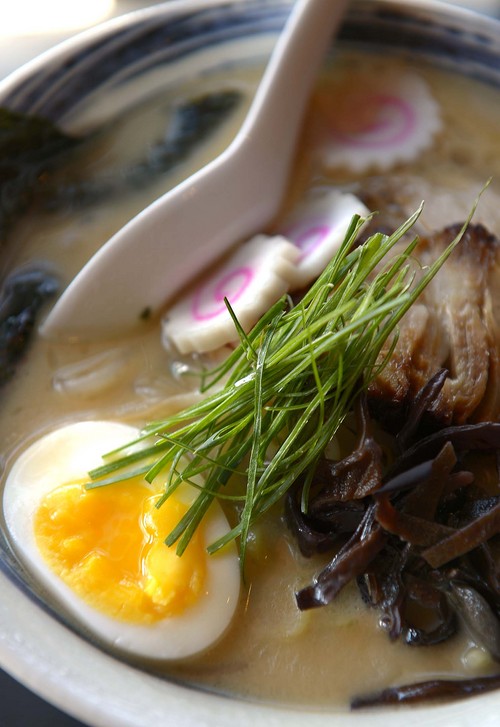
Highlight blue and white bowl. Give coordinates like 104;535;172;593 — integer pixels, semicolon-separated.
1;2;500;726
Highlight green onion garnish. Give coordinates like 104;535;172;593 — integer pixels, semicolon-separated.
87;200;479;564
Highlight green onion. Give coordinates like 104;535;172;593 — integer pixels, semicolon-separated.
86;199;480;563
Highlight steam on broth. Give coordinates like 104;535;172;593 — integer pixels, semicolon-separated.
2;48;500;709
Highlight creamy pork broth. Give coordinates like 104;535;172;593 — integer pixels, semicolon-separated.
170;513;489;706
2;51;500;708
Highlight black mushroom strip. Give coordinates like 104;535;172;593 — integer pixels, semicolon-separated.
350;674;500;708
287;401;500;703
286;251;500;706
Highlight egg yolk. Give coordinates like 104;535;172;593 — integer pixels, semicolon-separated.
33;479;207;623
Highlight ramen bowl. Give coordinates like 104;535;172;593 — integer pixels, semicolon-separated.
1;1;500;725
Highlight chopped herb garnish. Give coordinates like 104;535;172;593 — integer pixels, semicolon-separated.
87;201;479;564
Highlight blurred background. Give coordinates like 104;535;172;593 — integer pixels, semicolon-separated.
0;0;499;80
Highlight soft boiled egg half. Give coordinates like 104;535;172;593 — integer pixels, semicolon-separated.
2;421;240;660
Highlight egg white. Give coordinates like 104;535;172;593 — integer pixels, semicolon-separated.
2;421;240;660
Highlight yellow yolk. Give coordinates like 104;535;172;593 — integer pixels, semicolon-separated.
33;479;207;623
3;422;240;660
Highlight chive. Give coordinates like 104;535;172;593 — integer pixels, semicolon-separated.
86;193;483;563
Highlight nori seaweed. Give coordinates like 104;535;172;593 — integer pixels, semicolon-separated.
0;88;242;384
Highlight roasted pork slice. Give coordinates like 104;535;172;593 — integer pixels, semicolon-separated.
369;223;500;427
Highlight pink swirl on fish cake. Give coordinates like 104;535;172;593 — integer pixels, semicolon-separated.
285;223;332;262
331;93;416;149
191;267;254;322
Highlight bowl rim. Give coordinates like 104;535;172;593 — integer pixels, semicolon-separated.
1;1;500;725
0;0;238;101
0;0;492;105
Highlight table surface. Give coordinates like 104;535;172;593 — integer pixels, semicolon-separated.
1;0;500;725
0;668;87;727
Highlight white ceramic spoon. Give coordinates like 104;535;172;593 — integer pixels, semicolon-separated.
41;0;349;340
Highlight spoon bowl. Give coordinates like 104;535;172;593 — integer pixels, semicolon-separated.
40;0;349;340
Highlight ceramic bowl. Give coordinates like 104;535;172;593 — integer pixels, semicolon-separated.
1;1;500;725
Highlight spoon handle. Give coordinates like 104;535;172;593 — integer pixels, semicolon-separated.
41;0;349;339
239;0;348;184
